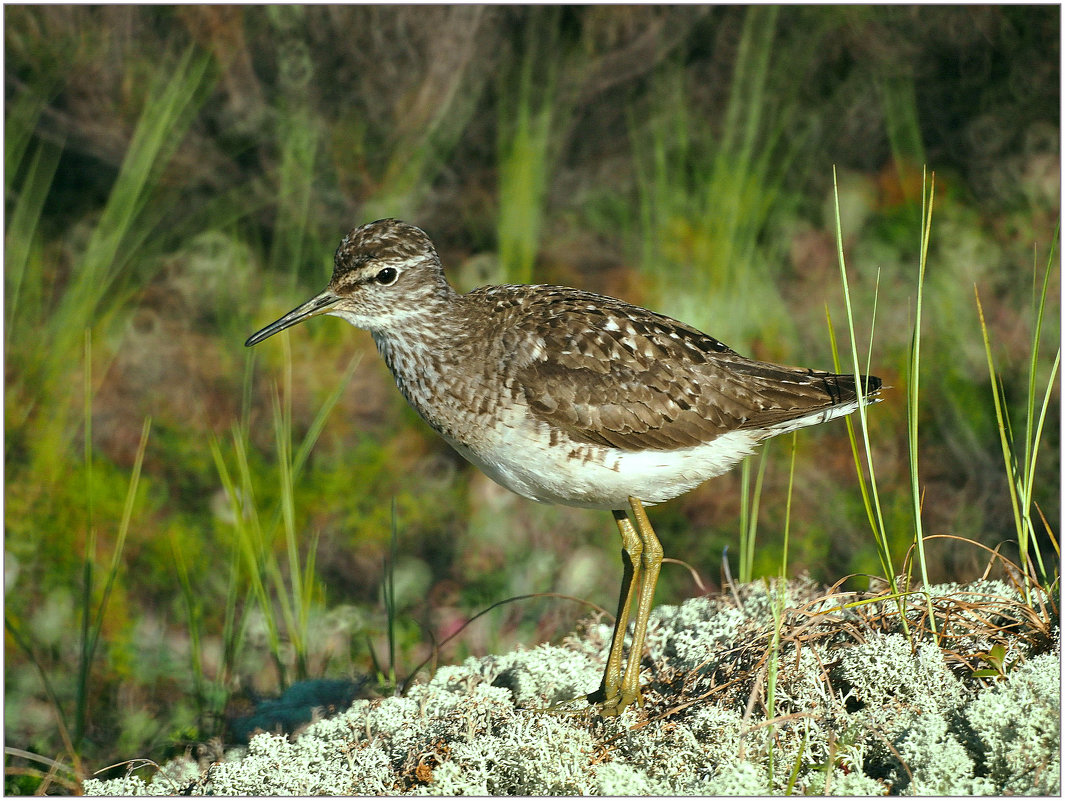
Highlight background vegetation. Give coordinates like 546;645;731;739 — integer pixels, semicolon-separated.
4;6;1059;790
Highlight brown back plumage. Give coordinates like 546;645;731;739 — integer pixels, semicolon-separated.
468;285;880;452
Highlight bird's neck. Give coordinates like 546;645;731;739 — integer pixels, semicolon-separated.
369;289;472;414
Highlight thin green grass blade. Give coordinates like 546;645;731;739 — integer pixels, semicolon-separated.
1018;233;1060;583
301;528;321;640
830;167;891;570
291;352;362;480
5;137;63;344
739;459;753;582
781;433;798;579
75;330;96;748
877;73;925;204
86;417;152;665
385;499;400;691
270;105;319;285
4;90;48;180
1022;234;1056;486
217;370;256;691
1022;348;1059;583
739;444;770;583
864;269;882;388
906;169;937;637
716;5;780;192
76;547;95;749
765;570;787;787
240;346;257;443
169;531;205;707
825;310;878;537
271;380;308;679
974;287;1028;601
221;529;248;691
784;722;808;795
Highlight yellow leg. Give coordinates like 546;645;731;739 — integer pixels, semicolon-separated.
587;510;642;709
616;497;662;710
592;497;663;717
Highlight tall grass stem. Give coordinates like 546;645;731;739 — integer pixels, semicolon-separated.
738;445;770;584
906;170;937;637
829;165;906;633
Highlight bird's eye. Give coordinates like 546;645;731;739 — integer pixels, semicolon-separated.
375;267;398;286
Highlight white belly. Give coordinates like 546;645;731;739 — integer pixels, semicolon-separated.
439;423;760;510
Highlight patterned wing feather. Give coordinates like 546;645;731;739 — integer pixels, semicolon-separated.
500;289;880;452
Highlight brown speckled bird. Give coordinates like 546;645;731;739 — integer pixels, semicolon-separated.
246;218;882;716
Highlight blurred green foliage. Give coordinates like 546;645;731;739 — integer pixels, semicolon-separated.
3;5;1058;788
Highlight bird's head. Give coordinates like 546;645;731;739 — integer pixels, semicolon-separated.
245;218;454;347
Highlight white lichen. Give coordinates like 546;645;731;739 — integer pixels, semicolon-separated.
82;582;1059;797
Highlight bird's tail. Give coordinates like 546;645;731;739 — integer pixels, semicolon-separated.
758;372;882;438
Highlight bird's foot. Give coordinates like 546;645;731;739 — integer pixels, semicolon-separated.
533;695;596;716
586;685;643;718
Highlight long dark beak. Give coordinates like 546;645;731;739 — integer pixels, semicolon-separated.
245;289;340;347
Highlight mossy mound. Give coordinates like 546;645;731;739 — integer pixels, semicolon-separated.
84;579;1059;796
